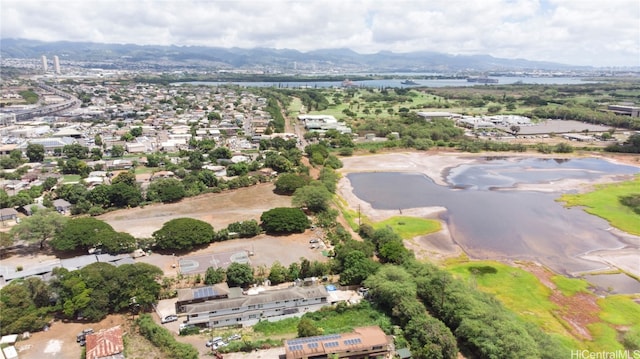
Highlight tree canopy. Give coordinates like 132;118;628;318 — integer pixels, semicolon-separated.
225;262;254;288
9;208;68;249
260;207;310;234
50;217;136;254
152;218;214;251
292;183;332;213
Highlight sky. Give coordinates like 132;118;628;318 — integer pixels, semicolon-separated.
2;0;639;67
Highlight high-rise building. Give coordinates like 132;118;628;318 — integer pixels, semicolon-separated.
53;55;61;74
41;55;48;73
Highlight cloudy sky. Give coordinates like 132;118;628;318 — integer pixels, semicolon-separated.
2;0;639;67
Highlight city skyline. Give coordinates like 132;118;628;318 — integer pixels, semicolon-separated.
1;0;639;68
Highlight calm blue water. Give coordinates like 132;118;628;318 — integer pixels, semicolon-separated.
176;76;595;88
346;157;640;274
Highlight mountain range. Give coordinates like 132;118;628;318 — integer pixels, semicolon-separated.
0;38;586;72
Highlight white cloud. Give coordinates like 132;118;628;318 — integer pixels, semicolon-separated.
1;0;638;66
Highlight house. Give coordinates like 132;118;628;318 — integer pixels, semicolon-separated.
181;285;329;329
20;203;46;216
52;199;72;213
0;208;18;222
284;326;391;359
85;326;124;359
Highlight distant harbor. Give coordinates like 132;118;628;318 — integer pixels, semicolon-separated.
177;76;596;88
467;76;499;83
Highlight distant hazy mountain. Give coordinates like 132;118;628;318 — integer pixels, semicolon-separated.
0;38;583;71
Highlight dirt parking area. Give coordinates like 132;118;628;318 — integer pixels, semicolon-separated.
136;230;329;278
15;315;128;359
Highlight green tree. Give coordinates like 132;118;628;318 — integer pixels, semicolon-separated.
227;220;261;238
274;173;311;195
111;144;125;158
204;267;226;285
292;184;332;213
363;265;416;310
112;171;137;186
339;250;380;285
50;217;116;252
42;177;58;191
109;182;143;208
63;143;89;159
9;208;68;249
268;261;287;285
287;262;301;281
225;262;254;287
297;317;323;337
209;146;232;160
405;315;458;359
0;278;52;335
26;143;45;162
90;147;103;160
152;218;214;251
260;207;310;234
146;178;186;203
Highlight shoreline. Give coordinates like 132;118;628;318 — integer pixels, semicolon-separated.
337;151;640;278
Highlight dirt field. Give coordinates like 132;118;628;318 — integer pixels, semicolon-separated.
15;315;132;359
98;183;293;238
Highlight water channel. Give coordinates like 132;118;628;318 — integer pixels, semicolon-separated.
346;157;640;291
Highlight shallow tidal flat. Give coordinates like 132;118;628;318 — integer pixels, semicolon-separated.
338;152;640;289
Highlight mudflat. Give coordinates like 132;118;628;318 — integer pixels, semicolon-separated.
337;151;640;277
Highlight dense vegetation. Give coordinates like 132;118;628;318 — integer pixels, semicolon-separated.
0;262;162;335
136;314;199;359
259;207;310;234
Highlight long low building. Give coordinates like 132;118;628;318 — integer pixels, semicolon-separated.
284;326;391;359
182;285;329;328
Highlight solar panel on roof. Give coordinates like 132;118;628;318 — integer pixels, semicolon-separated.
308;343;318;349
193;287;217;299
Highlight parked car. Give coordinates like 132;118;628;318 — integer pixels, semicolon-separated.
309;238;320;243
179;323;196;331
161;314;178;324
76;328;94;344
206;337;224;347
227;334;242;341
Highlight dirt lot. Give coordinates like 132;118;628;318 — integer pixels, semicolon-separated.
15;315;132;359
98;183;293;238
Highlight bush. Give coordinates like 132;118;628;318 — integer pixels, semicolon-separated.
137;314;198;359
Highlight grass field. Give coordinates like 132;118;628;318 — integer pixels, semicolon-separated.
557;176;640;235
447;261;570;336
252;302;391;337
373;216;441;239
62;174;81;183
446;259;640;352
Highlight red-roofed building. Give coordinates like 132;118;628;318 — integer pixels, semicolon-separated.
85;326;125;359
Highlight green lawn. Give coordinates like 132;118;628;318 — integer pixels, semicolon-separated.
557;176;640;235
62;174;81;183
373;216;441;239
